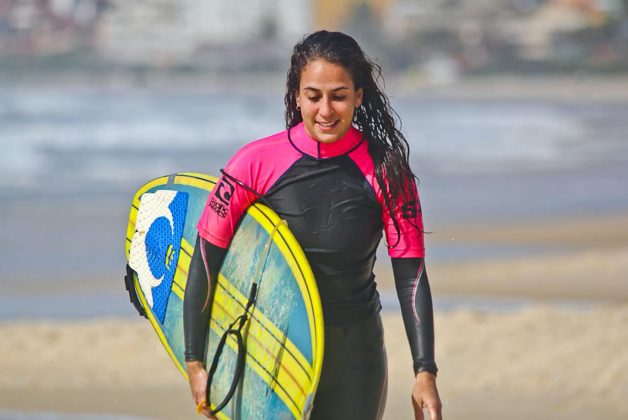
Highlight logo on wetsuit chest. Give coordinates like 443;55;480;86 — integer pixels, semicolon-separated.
209;177;235;218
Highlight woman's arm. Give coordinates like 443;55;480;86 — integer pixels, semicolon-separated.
392;257;442;420
183;235;226;418
183;236;226;362
391;257;437;375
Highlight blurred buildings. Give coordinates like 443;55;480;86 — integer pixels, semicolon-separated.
0;0;627;73
0;0;105;55
97;0;310;68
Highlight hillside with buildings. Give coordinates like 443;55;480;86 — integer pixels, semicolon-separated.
1;0;627;78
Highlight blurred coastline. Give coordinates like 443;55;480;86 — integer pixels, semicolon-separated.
4;64;628;100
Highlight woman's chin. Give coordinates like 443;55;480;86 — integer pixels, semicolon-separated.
314;133;341;144
312;126;347;144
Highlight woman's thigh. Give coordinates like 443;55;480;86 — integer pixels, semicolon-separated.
310;314;388;420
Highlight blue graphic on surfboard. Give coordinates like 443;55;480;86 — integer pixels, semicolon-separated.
124;173;324;420
128;190;187;323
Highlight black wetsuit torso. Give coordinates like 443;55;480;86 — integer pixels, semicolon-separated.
264;154;384;324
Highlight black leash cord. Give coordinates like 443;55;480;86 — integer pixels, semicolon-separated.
203;218;285;415
205;283;258;415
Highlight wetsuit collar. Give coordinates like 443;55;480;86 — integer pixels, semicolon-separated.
288;122;364;159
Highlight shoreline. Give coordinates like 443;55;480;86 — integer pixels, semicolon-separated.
392;73;628;101
375;210;628;301
3;210;627;303
3;70;628;101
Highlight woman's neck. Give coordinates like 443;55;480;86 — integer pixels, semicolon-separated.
288;122;363;159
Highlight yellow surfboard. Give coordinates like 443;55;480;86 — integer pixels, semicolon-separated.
125;173;324;419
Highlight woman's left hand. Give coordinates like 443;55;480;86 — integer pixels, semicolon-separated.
412;371;442;420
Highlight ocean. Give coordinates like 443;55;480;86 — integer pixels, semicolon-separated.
1;85;626;318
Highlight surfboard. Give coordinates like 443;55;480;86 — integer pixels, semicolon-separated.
124;172;324;419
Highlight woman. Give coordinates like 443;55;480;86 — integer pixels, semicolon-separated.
184;30;442;420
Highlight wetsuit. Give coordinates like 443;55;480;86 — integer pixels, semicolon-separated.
184;122;437;419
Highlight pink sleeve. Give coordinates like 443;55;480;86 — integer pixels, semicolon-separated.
196;131;298;248
381;181;425;258
349;145;425;258
196;147;258;249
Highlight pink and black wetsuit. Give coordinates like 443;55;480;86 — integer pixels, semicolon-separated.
184;122;437;419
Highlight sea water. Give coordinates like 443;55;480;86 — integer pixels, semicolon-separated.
1;86;626;318
2;88;627;201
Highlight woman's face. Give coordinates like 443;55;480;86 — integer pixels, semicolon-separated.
296;59;363;144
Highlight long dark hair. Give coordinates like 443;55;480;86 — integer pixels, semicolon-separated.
284;30;420;245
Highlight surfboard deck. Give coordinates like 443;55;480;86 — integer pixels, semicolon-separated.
124;173;324;419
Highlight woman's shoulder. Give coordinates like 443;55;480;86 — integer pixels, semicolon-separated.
227;128;290;166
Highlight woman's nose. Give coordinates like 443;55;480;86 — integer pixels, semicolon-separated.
319;98;334;118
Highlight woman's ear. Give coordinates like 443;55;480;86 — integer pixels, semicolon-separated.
355;88;363;108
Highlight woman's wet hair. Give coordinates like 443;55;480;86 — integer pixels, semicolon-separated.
285;30;421;245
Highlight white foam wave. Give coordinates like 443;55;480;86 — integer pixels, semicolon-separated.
401;101;589;174
0;88;624;194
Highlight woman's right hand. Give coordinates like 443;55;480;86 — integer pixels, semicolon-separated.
186;360;217;419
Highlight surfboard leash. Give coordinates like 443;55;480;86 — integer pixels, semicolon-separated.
205;282;257;415
204;219;287;416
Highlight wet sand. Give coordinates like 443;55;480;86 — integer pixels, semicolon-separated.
376;212;628;301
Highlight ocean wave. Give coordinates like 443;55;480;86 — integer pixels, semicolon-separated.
1;88;625;195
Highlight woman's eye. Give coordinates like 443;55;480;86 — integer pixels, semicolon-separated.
306;95;346;102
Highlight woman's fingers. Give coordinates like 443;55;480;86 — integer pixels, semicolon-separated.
187;361;214;417
412;372;442;420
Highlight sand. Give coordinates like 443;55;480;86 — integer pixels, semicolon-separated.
0;305;627;419
376;212;628;301
1;211;627;419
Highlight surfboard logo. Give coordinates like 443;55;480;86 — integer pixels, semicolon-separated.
129;190;188;323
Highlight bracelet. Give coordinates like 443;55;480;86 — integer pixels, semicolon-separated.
196;400;206;415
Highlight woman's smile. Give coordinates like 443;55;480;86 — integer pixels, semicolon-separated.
316;120;338;131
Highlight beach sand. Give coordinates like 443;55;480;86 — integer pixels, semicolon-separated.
376;212;628;301
1;212;627;419
0;305;626;420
